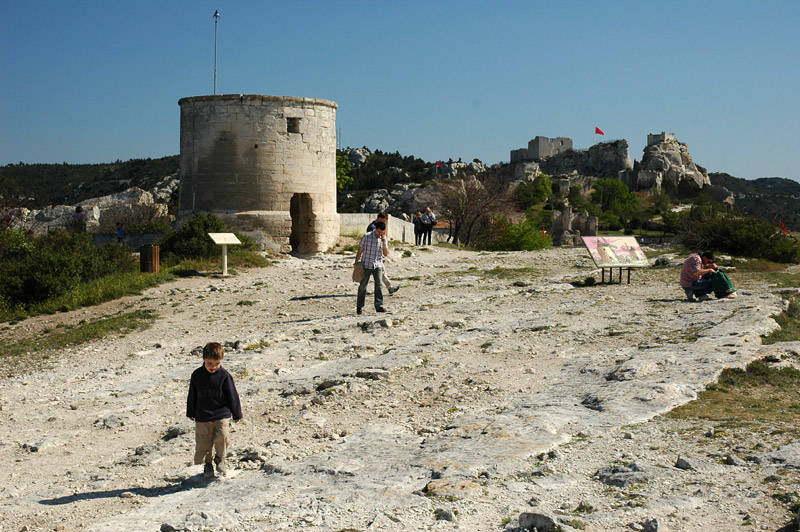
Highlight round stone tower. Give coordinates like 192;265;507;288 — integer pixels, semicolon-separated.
178;94;339;254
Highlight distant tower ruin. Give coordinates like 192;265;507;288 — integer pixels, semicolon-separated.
178;94;339;253
510;136;573;163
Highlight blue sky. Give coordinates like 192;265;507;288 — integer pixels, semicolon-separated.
1;1;798;182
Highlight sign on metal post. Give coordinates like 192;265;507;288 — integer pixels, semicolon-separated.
208;233;241;276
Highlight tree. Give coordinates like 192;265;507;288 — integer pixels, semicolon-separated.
436;175;511;246
514;174;552;209
335;155;353;191
590;178;643;231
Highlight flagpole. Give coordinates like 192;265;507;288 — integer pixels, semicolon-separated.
213;10;220;95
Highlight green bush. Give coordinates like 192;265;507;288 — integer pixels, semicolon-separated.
157;213;259;263
680;211;800;263
0;228;136;307
514;175;552;209
479;216;551;251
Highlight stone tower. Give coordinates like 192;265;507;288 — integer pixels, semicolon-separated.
178;94;339;254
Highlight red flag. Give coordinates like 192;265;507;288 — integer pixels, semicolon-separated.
436;161;443;168
781;220;788;235
595;126;605;135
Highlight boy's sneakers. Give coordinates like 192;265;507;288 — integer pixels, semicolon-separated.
203;462;215;478
214;455;229;476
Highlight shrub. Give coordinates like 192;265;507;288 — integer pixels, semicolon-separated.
0;228;136;307
680;211;800;263
514;175;552;209
157;213;260;264
479;216;551;251
158;213;226;261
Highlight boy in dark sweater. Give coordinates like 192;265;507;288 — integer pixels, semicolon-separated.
187;342;242;478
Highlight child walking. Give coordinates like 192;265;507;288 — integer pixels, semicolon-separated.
187;342;242;478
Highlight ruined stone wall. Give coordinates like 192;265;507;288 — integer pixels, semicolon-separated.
539;140;633;180
178;94;339;253
647;132;676;146
510;136;573;162
529;136;573;159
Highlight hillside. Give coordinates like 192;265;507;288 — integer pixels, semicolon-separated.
3;154;799;232
0;156;179;209
710;172;800;230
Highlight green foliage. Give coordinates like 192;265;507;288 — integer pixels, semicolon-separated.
0;229;136;310
157;213;264;270
126;218;173;234
648;189;673;216
764;295;800;344
514;175;552;209
479;216;552;251
567;185;597;215
590;178;644;230
1;309;157;375
158;213;226;261
343;147;443;191
526;207;555;231
336;155;353;191
0;156;179;209
599;211;623;231
679;209;800;263
710;172;800;231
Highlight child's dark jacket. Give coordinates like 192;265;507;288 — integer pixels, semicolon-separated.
186;366;242;422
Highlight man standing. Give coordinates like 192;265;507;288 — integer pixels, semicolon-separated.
354;221;389;315
366;212;399;295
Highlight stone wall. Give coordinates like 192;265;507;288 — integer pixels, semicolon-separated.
178;94;339;254
339;213;447;245
539;140;633;179
510;136;573;163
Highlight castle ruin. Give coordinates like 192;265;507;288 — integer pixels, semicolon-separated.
510;136;573;163
178;94;339;253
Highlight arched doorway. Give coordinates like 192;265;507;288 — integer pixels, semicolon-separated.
290;193;313;254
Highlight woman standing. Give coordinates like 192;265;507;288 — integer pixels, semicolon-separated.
413;211;424;246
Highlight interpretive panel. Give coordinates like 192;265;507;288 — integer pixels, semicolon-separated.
581;236;648;268
208;233;241;246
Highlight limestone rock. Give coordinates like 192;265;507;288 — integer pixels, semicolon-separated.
634;133;711;196
642;518;667;532
539;139;633;180
518;511;558;531
595;463;651;487
344;147;371;168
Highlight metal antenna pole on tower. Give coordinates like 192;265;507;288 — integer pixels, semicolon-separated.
213;10;220;94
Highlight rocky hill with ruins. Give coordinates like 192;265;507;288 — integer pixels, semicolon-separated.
2;132;798;236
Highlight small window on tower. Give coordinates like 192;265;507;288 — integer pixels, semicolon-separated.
287;117;301;134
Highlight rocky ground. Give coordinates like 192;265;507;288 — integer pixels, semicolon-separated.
1;243;799;532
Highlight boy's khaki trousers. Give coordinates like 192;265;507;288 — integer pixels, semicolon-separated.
194;418;230;465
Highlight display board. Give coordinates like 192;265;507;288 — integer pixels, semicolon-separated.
581;236;648;268
208;233;241;245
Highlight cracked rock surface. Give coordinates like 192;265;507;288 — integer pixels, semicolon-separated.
1;245;798;531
